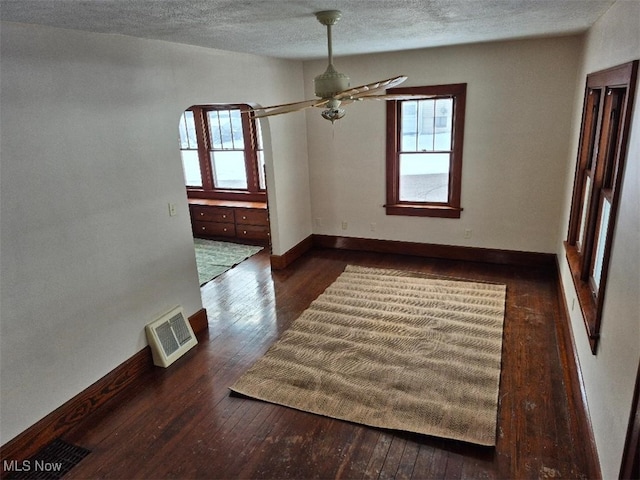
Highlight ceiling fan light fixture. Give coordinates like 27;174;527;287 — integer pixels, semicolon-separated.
321;107;346;123
321;98;346;123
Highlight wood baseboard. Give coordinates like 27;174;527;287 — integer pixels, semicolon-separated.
270;235;313;270
312;234;556;267
0;308;208;470
188;307;209;338
554;264;602;479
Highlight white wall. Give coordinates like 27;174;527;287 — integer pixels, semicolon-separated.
557;1;640;478
305;36;582;253
260;114;313;255
0;22;310;443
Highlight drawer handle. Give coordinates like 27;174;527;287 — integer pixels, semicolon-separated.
243;230;247;234
223;228;227;232
201;226;206;230
200;212;204;216
222;214;227;219
242;216;247;220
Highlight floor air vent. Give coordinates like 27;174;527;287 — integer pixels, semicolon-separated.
4;438;90;480
145;306;197;367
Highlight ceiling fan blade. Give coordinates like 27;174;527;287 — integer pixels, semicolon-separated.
247;98;329;118
334;75;408;101
356;93;438;101
336;93;437;110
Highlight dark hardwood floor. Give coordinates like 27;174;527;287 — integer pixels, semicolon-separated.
63;248;592;479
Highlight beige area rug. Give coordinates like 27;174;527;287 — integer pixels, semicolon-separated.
230;265;507;446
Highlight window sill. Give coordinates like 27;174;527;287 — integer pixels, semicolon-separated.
564;241;599;354
384;204;462;218
187;189;266;202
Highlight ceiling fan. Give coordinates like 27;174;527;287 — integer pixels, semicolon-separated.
248;10;432;123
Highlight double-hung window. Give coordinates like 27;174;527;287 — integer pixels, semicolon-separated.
385;83;466;218
565;61;637;353
179;104;265;200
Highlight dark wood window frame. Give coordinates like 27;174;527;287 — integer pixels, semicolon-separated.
565;60;638;354
182;104;266;202
385;83;466;218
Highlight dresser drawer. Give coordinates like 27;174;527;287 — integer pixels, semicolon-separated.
193;221;236;238
236;224;270;241
235;208;268;226
188;199;269;245
190;205;235;223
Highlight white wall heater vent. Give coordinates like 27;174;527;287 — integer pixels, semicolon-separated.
145;306;198;367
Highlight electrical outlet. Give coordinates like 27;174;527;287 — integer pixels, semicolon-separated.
341;221;348;230
168;203;177;217
370;222;376;232
315;217;323;227
464;229;472;239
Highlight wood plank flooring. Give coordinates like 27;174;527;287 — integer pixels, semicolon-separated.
63;248;592;479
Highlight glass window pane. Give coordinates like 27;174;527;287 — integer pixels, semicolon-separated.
591;197;611;293
417;100;435;151
401;101;418;151
399;153;450;203
217;110;234;150
257;150;266;190
179;111;197;149
181;150;202;187
434;98;453;150
401;99;454;153
255;119;263;149
179;113;189;148
209;111;222;149
577;175;592;253
221;110;234;149
210;151;247;189
230;109;244;149
208;109;245;150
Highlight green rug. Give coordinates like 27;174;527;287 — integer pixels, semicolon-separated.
194;238;263;286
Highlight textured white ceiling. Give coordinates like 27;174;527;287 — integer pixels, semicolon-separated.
0;0;616;60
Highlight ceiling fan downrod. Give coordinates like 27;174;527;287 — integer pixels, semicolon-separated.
313;10;351;100
315;10;340;65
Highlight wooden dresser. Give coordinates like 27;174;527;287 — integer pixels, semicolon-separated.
188;198;269;245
